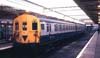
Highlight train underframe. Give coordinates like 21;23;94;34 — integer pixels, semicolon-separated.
13;31;84;48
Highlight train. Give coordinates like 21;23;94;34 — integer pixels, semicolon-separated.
13;13;86;47
0;20;12;41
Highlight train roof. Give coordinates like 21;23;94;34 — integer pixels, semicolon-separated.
32;12;85;25
39;17;67;24
39;17;85;25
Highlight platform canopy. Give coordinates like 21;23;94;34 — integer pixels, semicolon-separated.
74;0;98;24
0;0;92;23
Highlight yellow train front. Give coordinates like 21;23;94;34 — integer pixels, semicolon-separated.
13;13;41;47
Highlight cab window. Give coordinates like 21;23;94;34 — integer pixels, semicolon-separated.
15;22;19;30
23;22;27;30
32;23;37;30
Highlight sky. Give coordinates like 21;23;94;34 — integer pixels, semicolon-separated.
0;0;91;23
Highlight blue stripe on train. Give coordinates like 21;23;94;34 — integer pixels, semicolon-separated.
40;31;82;45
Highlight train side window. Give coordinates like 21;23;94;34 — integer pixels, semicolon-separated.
47;24;49;32
47;24;51;32
59;25;61;31
41;24;45;30
15;22;19;30
50;24;51;32
32;23;37;30
23;22;27;30
66;25;67;30
63;25;64;30
55;24;57;31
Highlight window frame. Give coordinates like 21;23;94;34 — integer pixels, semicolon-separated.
41;24;45;30
23;22;27;30
32;22;37;30
15;22;19;30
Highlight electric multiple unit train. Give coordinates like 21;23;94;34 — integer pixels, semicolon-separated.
13;13;86;47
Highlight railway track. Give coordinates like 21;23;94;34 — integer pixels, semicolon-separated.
0;32;95;58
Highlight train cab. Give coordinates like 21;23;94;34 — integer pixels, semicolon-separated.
13;13;41;44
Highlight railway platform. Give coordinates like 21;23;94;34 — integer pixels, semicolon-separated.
76;31;100;58
0;43;12;50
